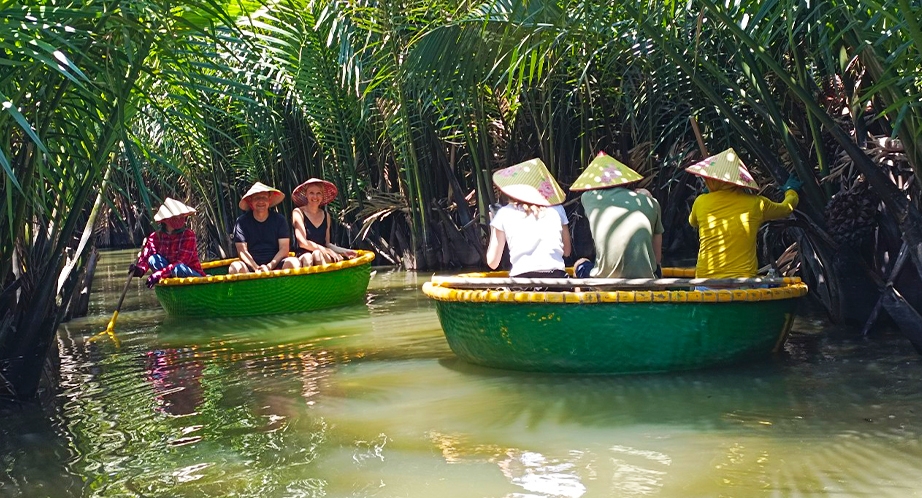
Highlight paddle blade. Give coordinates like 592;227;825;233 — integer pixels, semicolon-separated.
104;310;119;333
89;311;122;346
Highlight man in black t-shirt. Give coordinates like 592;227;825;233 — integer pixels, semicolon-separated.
229;182;301;274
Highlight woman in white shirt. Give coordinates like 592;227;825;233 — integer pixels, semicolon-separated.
486;158;570;278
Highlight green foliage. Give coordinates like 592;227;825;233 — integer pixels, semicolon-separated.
0;0;259;398
4;0;922;397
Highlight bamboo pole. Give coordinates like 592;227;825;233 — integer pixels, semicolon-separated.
689;116;710;157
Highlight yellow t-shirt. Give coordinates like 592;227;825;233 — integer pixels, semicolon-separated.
688;189;798;278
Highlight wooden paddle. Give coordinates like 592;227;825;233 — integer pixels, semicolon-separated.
689;115;710;157
429;275;796;291
88;270;132;346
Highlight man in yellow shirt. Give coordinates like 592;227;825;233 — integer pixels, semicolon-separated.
686;148;800;278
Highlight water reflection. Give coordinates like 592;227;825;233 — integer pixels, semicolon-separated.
2;251;922;497
498;450;588;498
0;401;83;496
145;348;205;417
311;354;922;497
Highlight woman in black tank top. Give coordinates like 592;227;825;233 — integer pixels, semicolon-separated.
291;178;358;266
299;209;327;249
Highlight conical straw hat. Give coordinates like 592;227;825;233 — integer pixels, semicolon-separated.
685;148;759;189
569;151;643;191
292;178;338;207
239;182;285;210
153;197;196;222
492;158;565;206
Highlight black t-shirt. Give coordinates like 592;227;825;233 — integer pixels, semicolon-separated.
233;211;290;265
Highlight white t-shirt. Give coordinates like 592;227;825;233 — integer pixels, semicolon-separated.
491;204;567;276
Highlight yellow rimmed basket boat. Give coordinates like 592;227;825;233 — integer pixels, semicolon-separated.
154;250;375;317
422;268;808;373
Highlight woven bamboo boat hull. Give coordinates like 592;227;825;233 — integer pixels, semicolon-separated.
423;269;807;373
154;251;374;317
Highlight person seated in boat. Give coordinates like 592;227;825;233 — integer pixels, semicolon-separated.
229;182;301;274
686;148;801;279
291;178;357;267
570;151;664;279
129;198;206;288
486;158;570;278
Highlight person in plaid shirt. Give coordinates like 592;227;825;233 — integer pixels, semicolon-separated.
129;198;206;288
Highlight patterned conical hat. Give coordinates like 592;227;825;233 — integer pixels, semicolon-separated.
685;148;759;189
153;197;196;222
569;151;643;191
239;182;285;210
292;178;338;207
492;158;565;207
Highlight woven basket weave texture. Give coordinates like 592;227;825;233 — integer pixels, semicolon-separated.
155;262;371;317
435;299;796;373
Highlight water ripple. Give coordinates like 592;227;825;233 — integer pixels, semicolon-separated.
4;256;922;496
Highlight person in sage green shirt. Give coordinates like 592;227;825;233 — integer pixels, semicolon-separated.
571;152;664;279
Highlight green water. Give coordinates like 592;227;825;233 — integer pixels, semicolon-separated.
3;250;922;497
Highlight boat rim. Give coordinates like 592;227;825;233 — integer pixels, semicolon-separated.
157;250;374;287
422;268;808;304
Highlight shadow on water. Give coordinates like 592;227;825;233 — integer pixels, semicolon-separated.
0;401;84;497
296;309;922;497
409;306;922;434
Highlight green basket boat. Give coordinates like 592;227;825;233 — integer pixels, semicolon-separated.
154;251;375;317
422;268;808;373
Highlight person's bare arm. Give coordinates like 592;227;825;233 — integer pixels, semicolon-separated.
327;243;357;258
321;213;344;262
561;224;572;258
235;242;260;272
264;239;291;271
486;227;506;269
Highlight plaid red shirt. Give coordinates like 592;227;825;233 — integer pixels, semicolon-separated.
135;229;205;280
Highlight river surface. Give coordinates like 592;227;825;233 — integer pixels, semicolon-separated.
2;250;922;497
